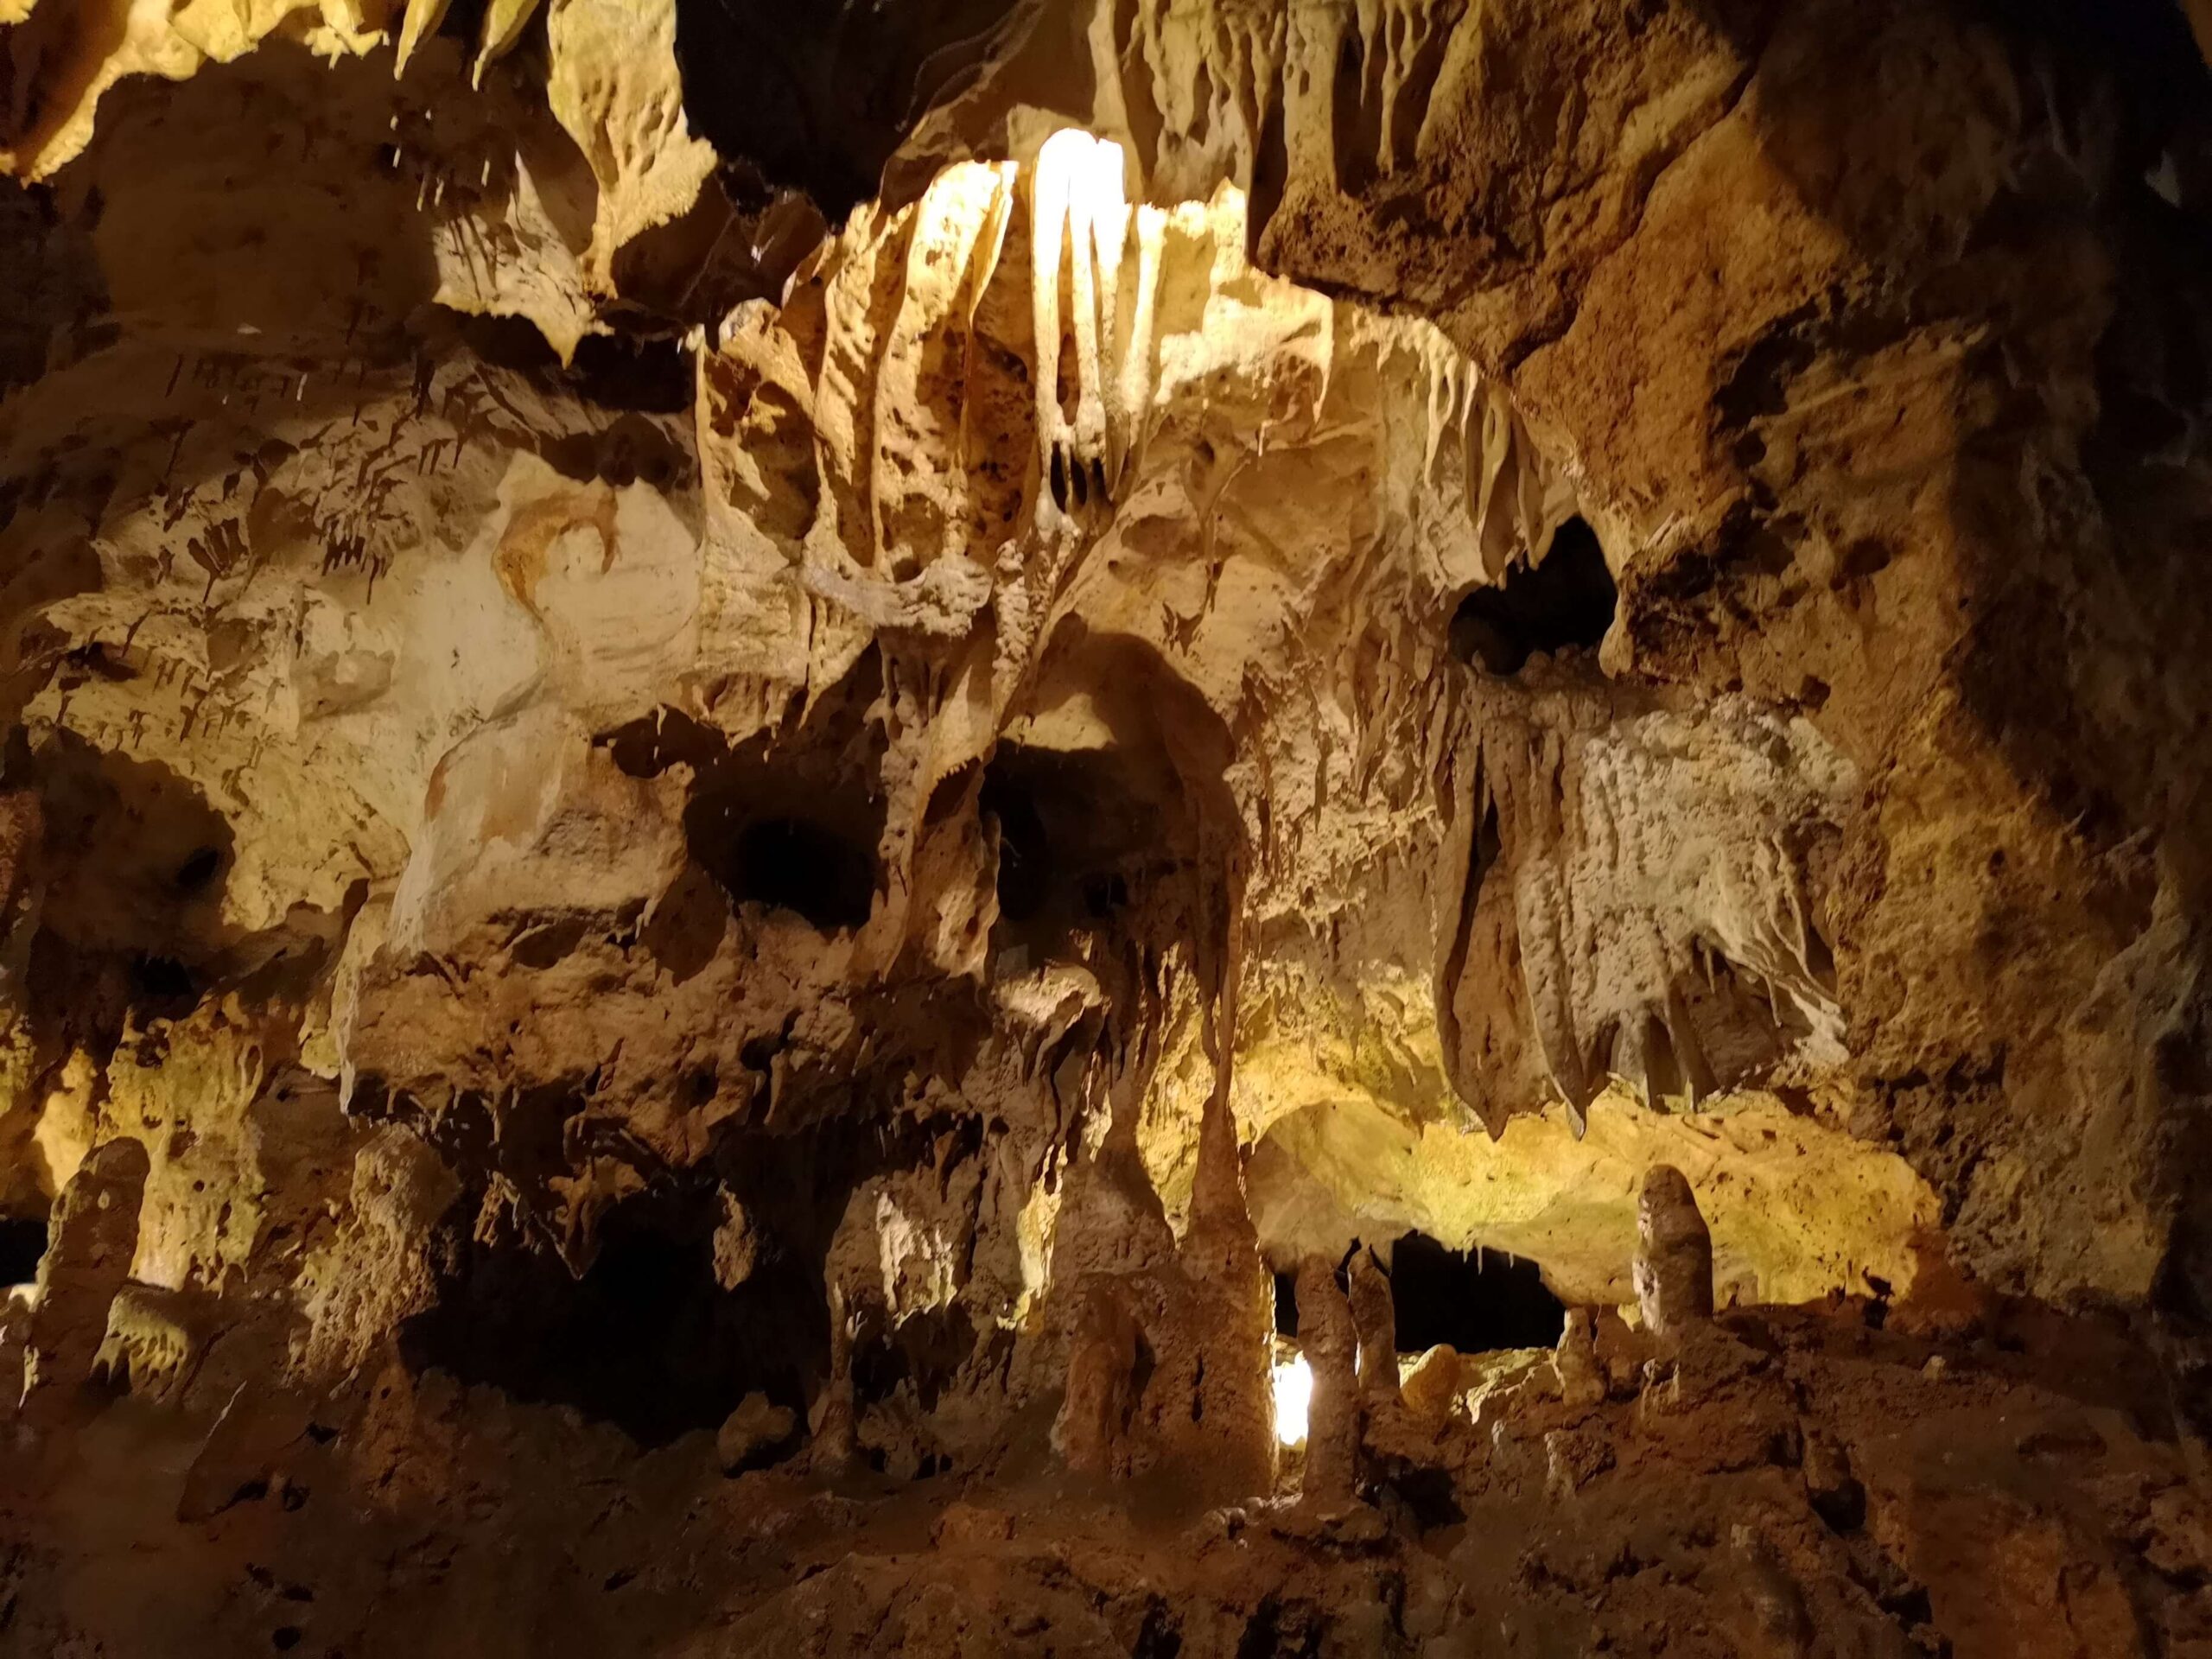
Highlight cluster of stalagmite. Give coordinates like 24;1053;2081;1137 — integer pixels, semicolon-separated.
1268;1166;1721;1511
6;1111;1726;1515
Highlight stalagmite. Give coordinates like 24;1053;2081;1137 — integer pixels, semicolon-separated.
21;1140;149;1420
1052;1279;1141;1478
810;1285;859;1471
1345;1247;1401;1405
1632;1166;1714;1342
1173;1065;1277;1495
1294;1255;1361;1509
1554;1309;1606;1408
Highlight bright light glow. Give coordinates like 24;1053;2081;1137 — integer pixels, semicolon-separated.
1271;1351;1313;1446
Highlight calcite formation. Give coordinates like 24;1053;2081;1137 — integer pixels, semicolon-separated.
3;0;2212;1652
1632;1164;1715;1343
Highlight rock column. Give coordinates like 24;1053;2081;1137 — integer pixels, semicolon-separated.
1295;1254;1361;1509
1631;1165;1713;1340
22;1138;149;1421
1053;1278;1140;1478
1345;1247;1400;1406
810;1282;859;1470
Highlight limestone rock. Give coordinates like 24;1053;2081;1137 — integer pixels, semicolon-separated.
22;1138;148;1414
1294;1254;1361;1510
715;1391;797;1474
1052;1278;1141;1479
92;1281;214;1402
1632;1166;1715;1342
1553;1310;1606;1410
0;0;2206;1650
710;1189;759;1291
1398;1345;1464;1424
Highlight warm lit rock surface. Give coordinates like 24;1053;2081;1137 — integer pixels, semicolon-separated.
2;0;2212;1651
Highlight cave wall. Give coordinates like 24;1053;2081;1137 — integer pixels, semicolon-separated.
1;0;2211;1652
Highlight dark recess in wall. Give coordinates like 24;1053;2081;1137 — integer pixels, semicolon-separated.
707;816;876;931
1451;518;1617;676
400;1187;824;1448
978;742;1152;963
0;1215;47;1283
1387;1231;1565;1353
671;0;1027;220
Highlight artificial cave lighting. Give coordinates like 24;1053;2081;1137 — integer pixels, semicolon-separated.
1270;1350;1312;1446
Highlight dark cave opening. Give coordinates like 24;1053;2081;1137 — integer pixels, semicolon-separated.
733;817;875;931
851;1304;986;1419
980;762;1051;924
399;1189;825;1449
670;0;1026;220
1450;517;1618;676
173;844;224;893
690;811;876;932
849;1303;1005;1478
0;1215;47;1283
978;744;1154;961
1273;1271;1300;1338
130;952;203;1019
605;658;889;940
33;734;235;1027
1386;1232;1565;1354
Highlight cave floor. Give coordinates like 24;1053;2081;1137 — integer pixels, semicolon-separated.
4;1299;2207;1658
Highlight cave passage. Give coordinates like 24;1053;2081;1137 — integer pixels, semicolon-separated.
1387;1232;1566;1353
692;812;876;932
0;1215;47;1284
978;742;1158;963
130;953;202;1019
1450;517;1617;676
980;762;1052;924
399;1192;825;1447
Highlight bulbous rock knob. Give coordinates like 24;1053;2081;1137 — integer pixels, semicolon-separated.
1632;1165;1713;1340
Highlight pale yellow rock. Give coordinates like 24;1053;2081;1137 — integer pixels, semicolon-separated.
392;0;453;75
293;1125;461;1382
92;1281;213;1401
1248;1087;1939;1312
1553;1310;1605;1408
1633;1166;1714;1342
473;0;544;83
1397;1344;1462;1422
716;1392;798;1473
543;0;717;289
